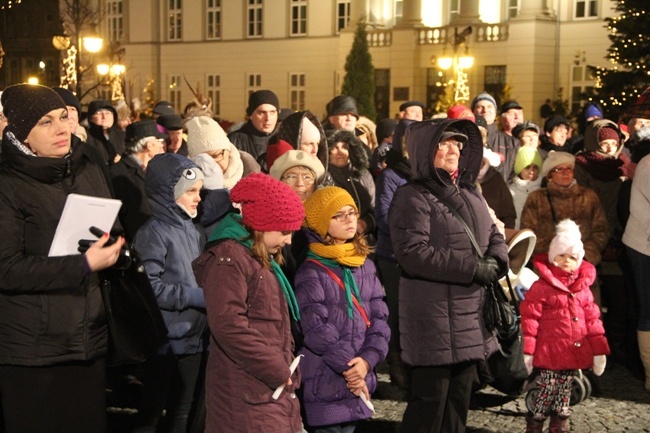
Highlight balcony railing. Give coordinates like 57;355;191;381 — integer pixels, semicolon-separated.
366;29;392;47
417;23;509;45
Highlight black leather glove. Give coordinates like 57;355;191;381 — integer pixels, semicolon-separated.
474;256;499;286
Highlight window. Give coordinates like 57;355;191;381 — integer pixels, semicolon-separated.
169;75;182;111
290;0;307;36
247;0;263;38
336;0;350;33
247;74;262;100
484;65;507;106
207;74;221;116
289;73;305;111
449;0;459;23
574;0;598;19
570;66;596;114
106;0;123;42
206;0;221;40
168;0;182;41
394;0;403;26
507;0;519;19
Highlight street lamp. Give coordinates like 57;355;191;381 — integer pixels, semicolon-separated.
96;62;126;101
435;26;474;103
53;31;104;98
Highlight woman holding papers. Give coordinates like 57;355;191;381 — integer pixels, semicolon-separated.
0;84;124;433
193;173;306;433
294;186;389;433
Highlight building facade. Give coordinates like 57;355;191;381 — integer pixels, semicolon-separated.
75;0;615;124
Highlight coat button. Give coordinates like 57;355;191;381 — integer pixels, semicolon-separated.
226;257;231;262
573;317;579;322
569;293;575;298
575;342;581;347
219;257;224;261
290;393;296;399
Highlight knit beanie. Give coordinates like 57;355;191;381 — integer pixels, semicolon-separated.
585;103;604;120
598;126;619;143
246;90;280;116
541;151;575;178
447;104;476;121
1;84;67;143
230;172;305;231
173;165;204;200
514;146;543;175
52;86;81;114
548;219;584;266
300;116;321;144
303;186;358;238
190;153;224;190
269;149;325;182
470;92;497;112
376;118;397;144
186;116;232;157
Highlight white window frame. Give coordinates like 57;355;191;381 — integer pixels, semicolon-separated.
394;0;403;26
247;73;262;103
449;0;460;23
206;0;222;40
336;0;350;34
106;0;123;42
574;0;598;19
570;65;596;114
289;73;306;111
169;75;182;111
206;74;221;116
168;0;182;41
507;0;519;19
247;0;263;38
290;0;307;37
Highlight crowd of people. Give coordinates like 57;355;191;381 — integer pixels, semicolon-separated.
0;81;649;433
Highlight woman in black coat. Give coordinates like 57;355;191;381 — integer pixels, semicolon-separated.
388;118;509;433
0;85;125;433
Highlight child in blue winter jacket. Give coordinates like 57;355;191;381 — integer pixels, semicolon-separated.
134;152;209;433
295;186;390;433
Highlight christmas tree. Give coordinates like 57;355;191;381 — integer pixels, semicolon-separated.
590;0;650;120
342;20;377;121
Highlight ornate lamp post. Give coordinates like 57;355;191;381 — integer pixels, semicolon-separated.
436;26;474;103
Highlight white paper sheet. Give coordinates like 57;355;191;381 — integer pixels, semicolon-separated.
48;194;122;257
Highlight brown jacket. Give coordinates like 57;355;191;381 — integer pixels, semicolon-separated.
521;181;609;265
193;239;302;433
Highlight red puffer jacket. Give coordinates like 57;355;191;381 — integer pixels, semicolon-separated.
521;254;610;370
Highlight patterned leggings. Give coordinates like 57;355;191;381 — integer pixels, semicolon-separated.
530;369;574;419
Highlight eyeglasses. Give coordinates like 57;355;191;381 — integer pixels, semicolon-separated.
282;174;315;185
551;166;574;174
331;210;360;222
437;140;464;151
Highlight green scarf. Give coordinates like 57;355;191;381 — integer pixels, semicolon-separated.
306;251;363;320
209;213;300;321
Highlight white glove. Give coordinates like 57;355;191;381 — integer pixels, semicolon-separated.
593;355;606;376
524;354;534;375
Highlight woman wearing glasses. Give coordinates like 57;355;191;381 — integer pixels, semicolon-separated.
388;119;509;433
295;186;389;433
521;151;609;303
269;147;326;202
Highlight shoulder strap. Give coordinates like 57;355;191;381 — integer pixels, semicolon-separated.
306;259;371;328
416;182;483;258
545;189;558;224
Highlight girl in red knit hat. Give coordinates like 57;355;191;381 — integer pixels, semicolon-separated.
193;172;307;433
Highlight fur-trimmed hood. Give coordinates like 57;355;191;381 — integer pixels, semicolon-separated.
583;118;625;156
326;129;369;173
274;110;329;171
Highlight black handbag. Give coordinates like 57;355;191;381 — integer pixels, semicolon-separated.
100;247;168;366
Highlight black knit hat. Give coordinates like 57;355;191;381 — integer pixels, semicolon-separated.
326;95;359;118
246;90;280;116
1;84;67;143
52;87;81;114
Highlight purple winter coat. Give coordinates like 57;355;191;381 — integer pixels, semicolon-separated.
388;118;509;367
294;256;390;427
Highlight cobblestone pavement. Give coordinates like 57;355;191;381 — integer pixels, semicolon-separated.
355;362;650;433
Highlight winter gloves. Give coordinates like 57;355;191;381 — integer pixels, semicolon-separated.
474;256;499;286
524;354;534;375
593;355;606;376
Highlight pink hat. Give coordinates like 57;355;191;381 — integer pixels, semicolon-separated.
230;172;305;231
447;104;476;122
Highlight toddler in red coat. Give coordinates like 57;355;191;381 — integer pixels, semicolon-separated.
521;219;610;433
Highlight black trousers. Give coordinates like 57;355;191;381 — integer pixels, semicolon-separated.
400;361;477;433
375;257;402;354
0;358;106;433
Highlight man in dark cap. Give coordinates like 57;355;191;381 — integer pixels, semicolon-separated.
398;100;425;121
157;113;188;156
500;100;524;137
323;94;359;132
153;100;176;118
228;89;280;161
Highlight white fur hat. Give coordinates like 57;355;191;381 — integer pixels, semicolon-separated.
548;219;585;266
269;149;325;182
190;153;224;190
186;116;232;158
541;150;575;178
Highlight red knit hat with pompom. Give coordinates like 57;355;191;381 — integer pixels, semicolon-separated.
230;172;305;231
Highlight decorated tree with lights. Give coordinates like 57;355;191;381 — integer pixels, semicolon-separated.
590;0;650;120
342;20;377;121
